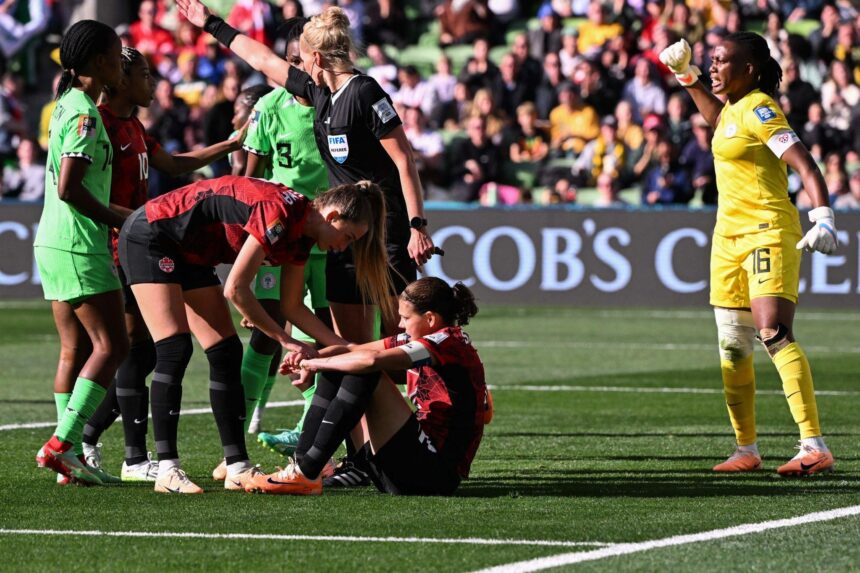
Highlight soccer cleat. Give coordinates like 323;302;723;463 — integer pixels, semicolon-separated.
245;459;322;495
777;443;835;477
36;437;103;485
212;459;227;481
121;454;159;482
712;449;763;472
81;443;121;484
224;465;264;491
323;457;370;488
257;429;300;456
154;467;204;494
56;473;70;486
320;458;337;480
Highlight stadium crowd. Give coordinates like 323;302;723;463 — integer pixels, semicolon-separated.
0;0;859;207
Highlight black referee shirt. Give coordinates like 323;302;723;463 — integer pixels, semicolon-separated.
286;66;408;226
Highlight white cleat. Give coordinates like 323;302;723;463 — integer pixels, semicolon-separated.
121;454;159;482
154;467;203;494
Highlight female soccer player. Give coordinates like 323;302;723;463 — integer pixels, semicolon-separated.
79;46;251;483
660;33;836;475
177;0;437;485
33;20;128;486
246;277;487;496
117;175;390;493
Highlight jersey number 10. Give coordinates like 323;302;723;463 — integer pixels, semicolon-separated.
138;152;149;181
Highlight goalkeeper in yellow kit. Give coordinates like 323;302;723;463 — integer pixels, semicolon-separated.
660;32;837;476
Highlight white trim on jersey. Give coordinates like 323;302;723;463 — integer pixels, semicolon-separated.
766;129;800;158
331;74;360;105
60;152;93;163
398;340;433;367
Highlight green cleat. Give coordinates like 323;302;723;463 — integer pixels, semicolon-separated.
257;429;300;456
82;443;122;484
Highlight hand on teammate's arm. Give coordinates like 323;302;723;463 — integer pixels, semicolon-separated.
299;348;414;374
58;158;126;229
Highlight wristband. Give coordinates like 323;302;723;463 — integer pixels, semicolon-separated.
204;15;240;48
674;66;701;87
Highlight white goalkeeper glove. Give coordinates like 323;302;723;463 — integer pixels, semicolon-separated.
659;39;701;87
796;206;838;255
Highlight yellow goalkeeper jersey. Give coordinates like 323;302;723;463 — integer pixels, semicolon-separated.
712;89;802;237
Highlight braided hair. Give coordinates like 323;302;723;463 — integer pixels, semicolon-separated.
274;17;309;59
120;46;145;75
56;20;119;100
724;31;782;97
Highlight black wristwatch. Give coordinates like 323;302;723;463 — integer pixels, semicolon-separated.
409;216;428;230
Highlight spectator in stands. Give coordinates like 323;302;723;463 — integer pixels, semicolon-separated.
679;113;716;205
801;101;827;159
363;0;407;49
467;88;507;144
448;115;502;202
0;0;49;63
633;114;664;179
505;102;550;166
460;37;500;94
174;52;207;108
781;58;818;130
1;137;43;201
832;168;860;210
38;72;61;151
489;0;519;26
366;43;399;95
529;4;562;62
227;0;273;46
197;35;227;86
641;140;690;205
615;99;644;181
575;58;621;118
130;0;175;67
574;115;625;186
437;0;491;47
559;29;582;78
823;151;849;203
337;0;366;46
821;59;859;147
577;0;623;57
809;3;840;61
622;58;666;123
435;80;471;131
510;32;542;99
148;79;192;195
394;65;436;118
593;172;627;207
492;53;529;119
665;92;692;151
403;106;445;189
535;51;563;119
831;21;860;72
428;54;457;109
549;81;599;157
0;70;25;163
667;1;704;46
777;0;824;23
205;74;241;176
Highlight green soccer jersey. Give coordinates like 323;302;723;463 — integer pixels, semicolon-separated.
34;89;113;254
243;87;329;198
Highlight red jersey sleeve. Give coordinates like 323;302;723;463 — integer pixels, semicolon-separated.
383;333;410;350
143;127;161;158
395;329;465;368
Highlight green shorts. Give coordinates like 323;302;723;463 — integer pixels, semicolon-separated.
253;250;328;307
35;246;121;304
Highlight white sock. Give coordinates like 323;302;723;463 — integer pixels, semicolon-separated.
737;443;759;456
251;406;263;424
227;459;252;477
801;436;828;452
158;458;180;478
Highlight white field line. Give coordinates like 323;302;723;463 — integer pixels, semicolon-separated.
0;528;610;548
488;384;860;397
480;340;860;354
471;504;860;573
0;399;304;432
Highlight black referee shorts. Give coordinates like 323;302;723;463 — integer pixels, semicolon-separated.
365;414;461;496
118;209;221;292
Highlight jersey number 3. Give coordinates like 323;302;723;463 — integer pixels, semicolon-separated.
276;142;293;169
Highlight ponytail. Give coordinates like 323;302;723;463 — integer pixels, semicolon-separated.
56;69;75;100
758;56;782;97
401;278;479;327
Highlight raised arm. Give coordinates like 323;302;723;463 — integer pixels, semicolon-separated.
660;39;724;128
177;0;291;86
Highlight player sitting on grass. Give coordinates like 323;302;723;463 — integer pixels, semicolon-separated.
246;277;490;496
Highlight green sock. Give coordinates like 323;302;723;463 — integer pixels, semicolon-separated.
241;346;273;432
54;392;77;454
293;381;316;432
259;372;276;411
55;378;106;446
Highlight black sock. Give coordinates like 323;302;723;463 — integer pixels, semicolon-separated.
206;335;248;465
82;380;120;446
298;371;380;479
117;338;157;465
151;333;193;461
295;371;341;466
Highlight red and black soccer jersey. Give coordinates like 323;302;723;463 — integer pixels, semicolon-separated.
285;66;408;234
143;175;314;267
384;327;486;478
99;104;161;264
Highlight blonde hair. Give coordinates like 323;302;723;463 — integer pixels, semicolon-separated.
313;181;396;323
300;6;356;70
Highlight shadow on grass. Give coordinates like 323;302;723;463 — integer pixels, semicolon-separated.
491;431;860;438
457;471;860;498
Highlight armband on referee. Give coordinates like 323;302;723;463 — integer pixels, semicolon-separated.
204;15;240;48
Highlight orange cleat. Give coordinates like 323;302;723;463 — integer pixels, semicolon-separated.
713;449;762;472
212;459;227;481
224;465;264;491
777;444;834;477
245;460;322;495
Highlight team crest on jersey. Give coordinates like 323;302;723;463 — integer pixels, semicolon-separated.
372;97;397;124
250;110;261;126
77;115;97;138
327;134;349;164
724;124;738;138
158;257;175;273
754;106;776;123
266;218;285;244
260;271;276;290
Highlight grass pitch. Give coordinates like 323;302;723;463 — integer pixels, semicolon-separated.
1;302;858;572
